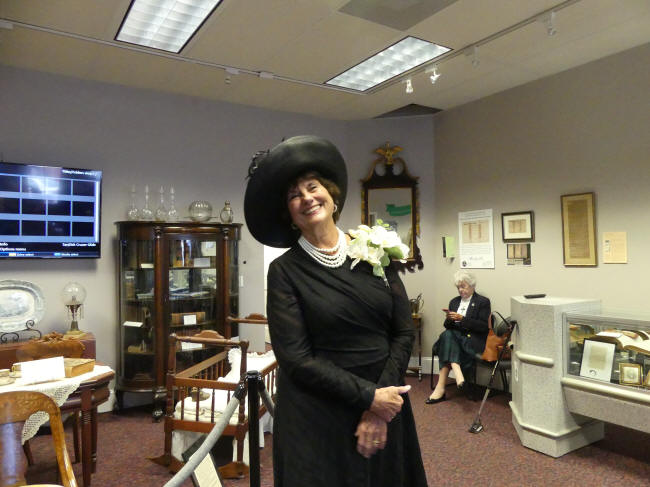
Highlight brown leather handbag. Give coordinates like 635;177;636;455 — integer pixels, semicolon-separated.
480;314;510;362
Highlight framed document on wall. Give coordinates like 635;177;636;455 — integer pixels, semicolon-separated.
561;192;597;266
501;211;534;242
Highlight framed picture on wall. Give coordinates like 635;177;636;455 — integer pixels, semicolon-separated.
561;192;597;266
501;211;534;242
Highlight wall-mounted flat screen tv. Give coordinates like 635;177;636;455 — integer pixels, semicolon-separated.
0;161;102;258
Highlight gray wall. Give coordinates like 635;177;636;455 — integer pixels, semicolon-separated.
427;42;650;357
0;65;434;370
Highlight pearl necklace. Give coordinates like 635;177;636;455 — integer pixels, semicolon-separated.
299;228;347;268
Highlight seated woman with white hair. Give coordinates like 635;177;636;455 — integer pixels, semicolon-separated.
426;269;491;404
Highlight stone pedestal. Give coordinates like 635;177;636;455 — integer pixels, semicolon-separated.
509;296;603;457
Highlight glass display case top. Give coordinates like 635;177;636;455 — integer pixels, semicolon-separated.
565;310;650;391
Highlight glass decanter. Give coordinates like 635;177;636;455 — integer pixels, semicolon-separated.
219;200;233;223
155;186;168;221
126;185;140;221
140;185;154;221
167;186;179;222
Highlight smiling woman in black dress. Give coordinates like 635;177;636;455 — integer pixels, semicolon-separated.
244;135;428;487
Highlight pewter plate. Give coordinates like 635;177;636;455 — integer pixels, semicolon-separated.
0;280;45;333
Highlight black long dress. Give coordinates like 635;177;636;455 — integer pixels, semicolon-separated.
267;246;428;487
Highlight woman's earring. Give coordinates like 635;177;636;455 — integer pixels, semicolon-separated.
290;223;298;230
333;204;338;213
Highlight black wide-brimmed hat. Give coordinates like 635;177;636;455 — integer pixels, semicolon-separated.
244;135;347;248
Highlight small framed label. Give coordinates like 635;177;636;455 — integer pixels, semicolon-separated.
123;321;143;327
181;342;203;351
140;263;154;269
193;257;210;268
183;314;197;325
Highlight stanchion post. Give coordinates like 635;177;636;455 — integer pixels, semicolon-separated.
246;370;261;487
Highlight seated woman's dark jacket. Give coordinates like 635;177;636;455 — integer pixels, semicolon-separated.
443;292;491;354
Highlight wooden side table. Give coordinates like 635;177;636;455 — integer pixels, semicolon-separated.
60;370;114;487
407;314;422;381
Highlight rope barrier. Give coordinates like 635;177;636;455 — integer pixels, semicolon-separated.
163;382;246;487
162;372;276;487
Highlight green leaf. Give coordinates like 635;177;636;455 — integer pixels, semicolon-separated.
387;246;404;259
380;254;390;267
373;265;385;277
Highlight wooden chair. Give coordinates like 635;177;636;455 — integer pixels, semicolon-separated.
0;391;78;487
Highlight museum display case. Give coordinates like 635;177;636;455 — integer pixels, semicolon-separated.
115;221;241;419
562;310;650;434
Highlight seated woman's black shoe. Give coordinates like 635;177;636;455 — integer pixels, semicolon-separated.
425;393;446;404
457;381;472;398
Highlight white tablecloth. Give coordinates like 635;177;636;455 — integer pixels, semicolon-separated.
0;365;114;443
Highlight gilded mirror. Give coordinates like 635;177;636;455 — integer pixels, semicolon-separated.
361;143;423;272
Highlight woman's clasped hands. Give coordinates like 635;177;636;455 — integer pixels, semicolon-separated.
355;385;411;458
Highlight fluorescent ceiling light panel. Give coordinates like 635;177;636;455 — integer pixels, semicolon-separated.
116;0;222;53
326;36;450;91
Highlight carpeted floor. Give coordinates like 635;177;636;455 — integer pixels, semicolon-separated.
25;375;650;486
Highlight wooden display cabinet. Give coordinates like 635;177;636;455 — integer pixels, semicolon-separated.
115;221;241;420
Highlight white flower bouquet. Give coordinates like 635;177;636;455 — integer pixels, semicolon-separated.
347;220;410;285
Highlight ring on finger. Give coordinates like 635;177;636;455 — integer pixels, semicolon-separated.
372;440;380;446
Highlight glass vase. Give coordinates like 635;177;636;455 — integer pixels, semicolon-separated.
189;201;212;222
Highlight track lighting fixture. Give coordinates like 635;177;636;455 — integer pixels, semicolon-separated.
467;46;480;68
541;11;557;36
429;65;441;84
224;67;239;85
405;78;413;94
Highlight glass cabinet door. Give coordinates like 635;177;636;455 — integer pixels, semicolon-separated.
119;239;156;386
168;238;220;368
228;239;239;325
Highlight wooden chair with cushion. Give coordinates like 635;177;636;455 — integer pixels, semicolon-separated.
0;391;78;487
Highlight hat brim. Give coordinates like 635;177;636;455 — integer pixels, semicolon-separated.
244;135;347;248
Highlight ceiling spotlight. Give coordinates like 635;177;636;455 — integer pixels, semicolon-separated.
224;67;239;85
429;66;441;84
405;79;413;94
542;11;557;37
466;46;480;68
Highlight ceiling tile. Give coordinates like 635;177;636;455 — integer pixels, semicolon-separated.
0;0;131;39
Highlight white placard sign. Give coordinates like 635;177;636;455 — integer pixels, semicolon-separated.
579;340;615;382
458;208;494;269
123;321;143;327
193;257;210;268
21;356;66;385
181;342;203;351
183;314;197;325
